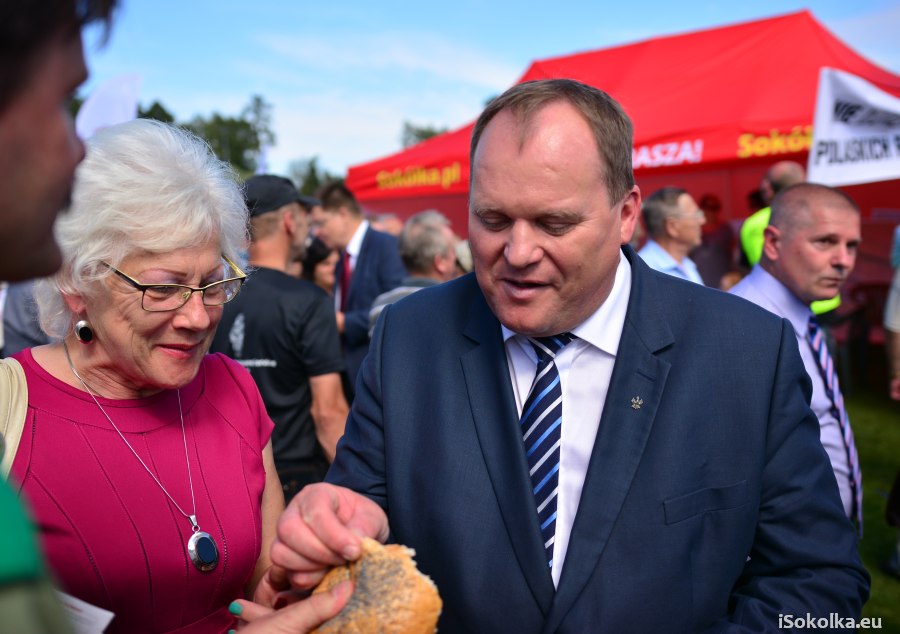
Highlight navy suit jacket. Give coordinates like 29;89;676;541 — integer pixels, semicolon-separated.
336;226;405;386
327;247;868;633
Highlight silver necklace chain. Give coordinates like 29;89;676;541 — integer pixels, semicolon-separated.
63;340;198;527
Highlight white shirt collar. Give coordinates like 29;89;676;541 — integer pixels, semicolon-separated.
346;219;369;259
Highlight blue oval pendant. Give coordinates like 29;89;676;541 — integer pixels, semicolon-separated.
187;531;219;572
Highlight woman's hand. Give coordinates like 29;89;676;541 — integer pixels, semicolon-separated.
251;566;291;609
231;580;353;632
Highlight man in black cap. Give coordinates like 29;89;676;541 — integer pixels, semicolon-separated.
211;175;348;499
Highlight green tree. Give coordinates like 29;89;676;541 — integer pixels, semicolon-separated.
187;113;257;175
69;91;276;179
401;121;448;148
185;95;276;179
68;94;84;118
243;95;275;149
138;100;175;123
68;93;175;124
288;157;342;196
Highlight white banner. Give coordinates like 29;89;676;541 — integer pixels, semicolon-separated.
75;74;143;140
808;67;900;187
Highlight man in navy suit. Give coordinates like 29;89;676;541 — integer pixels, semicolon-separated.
271;80;868;632
309;183;405;392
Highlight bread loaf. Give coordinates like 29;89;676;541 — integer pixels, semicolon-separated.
311;538;442;633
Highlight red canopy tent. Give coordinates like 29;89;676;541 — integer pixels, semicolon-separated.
345;10;900;245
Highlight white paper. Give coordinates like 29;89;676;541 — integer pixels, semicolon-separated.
56;591;115;634
808;67;900;186
75;74;142;140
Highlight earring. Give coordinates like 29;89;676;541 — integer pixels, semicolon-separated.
74;320;94;344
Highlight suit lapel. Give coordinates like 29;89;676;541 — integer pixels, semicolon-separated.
544;248;674;633
460;288;556;615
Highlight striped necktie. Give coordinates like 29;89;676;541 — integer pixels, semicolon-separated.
807;316;863;532
521;332;575;568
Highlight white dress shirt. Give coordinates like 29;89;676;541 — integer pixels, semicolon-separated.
502;249;632;587
637;239;704;285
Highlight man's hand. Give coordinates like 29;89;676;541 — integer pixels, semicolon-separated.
270;483;389;589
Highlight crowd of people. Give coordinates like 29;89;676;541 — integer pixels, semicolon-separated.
1;2;898;633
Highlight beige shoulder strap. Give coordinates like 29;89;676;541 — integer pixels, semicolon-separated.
0;357;28;479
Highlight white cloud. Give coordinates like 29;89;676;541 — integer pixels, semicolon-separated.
265;88;484;176
232;30;520;175
257;30;520;91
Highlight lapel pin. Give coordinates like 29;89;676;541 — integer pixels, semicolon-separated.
631;396;643;410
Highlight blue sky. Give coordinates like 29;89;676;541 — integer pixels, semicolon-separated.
83;1;900;177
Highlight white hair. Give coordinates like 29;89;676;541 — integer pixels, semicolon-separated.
35;118;249;339
399;210;454;275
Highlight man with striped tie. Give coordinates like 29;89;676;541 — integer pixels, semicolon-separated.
730;183;862;528
271;80;868;632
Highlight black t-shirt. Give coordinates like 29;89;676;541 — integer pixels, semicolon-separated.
211;267;344;469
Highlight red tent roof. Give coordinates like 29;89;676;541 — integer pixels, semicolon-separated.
346;10;900;205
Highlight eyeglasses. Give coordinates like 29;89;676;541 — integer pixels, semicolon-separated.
104;257;247;312
672;210;706;222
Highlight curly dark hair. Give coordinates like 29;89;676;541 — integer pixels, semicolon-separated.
301;237;336;281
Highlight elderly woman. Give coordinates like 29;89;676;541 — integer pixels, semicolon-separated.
7;119;283;634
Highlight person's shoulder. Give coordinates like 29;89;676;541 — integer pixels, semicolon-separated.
727;272;757;299
239;266;285;294
636;240;654;256
199;353;264;405
740;206;771;234
379;273;479;320
6;279;37;299
202;351;251;379
647;264;783;329
371;285;412;308
284;275;331;301
409;272;476;300
284;279;335;319
244;266;296;288
365;226;399;246
371;276;485;349
196;353;269;444
363;227;400;249
245;267;330;301
727;270;787;317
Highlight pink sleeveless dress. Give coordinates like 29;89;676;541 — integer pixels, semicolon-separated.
10;351;274;634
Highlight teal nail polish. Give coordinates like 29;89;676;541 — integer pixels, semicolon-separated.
228;630;236;634
228;601;243;616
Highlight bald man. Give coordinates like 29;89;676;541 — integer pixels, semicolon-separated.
730;183;862;528
739;161;807;266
